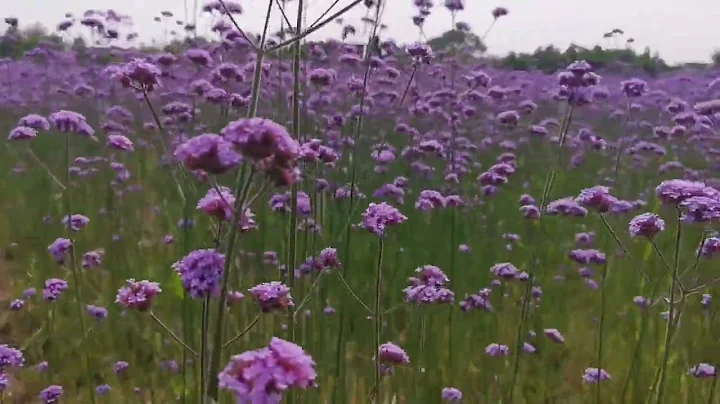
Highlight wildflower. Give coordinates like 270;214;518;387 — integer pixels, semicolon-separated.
0;345;24;369
8;126;37;141
318;247;340;270
23;288;36;298
629;213;665;238
18;114;50;131
249;282;294;312
218;338;317;403
43;279;68;302
492;6;509;18
523;343;537;353
620;78;648;97
688;363;716;378
173;250;225;299
485;343;509;356
115;279;162;311
679;196;720;223
222;118;299;164
544;328;565;344
39;385;64;403
114;361;129;374
582;368;611;384
490;262;518;279
62;214;90;232
699;237;720;258
460;288;493;312
49;110;95;137
96;384;111;396
378;342;410;366
107;134;134;151
82;250;104;269
569;249;606;265
655;179;719;205
361;202;408;237
119;59;162;91
546;198;588;217
174;133;241;174
701;294;711;308
9;299;23;311
197;186;235;221
48;238;72;263
442;387;463;401
576;186;616;213
87;305;108;320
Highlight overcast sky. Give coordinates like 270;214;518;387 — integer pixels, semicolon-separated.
5;0;720;64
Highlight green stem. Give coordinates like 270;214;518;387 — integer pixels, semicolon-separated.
63;135;97;404
597;263;608;403
372;238;385;402
150;312;199;358
200;297;209;403
654;209;683;404
223;314;261;349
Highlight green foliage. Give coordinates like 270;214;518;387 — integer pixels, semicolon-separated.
497;44;673;76
428;29;487;56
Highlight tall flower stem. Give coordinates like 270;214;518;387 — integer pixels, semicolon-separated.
200;296;210;404
286;0;305;348
150;312;199;358
63;135;96;404
596;263;609;403
653;209;683;404
372;238;385;402
332;2;382;401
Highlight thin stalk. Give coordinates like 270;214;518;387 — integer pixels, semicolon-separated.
63;135;96;404
200;296;210;403
336;272;373;315
372;238;385;402
293;272;324;319
597;263;609;403
709;375;718;404
223;314;261;349
267;0;363;52
150;312;199;358
205;0;272;398
650;239;686;294
654;209;683;404
332;2;383;399
398;65;418;107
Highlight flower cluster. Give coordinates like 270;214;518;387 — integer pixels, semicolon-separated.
172;249;225;299
405;265;455;304
249;282;294;312
218;337;317;403
115;279;162;311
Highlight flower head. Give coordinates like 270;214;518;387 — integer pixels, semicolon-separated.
39;385;64;403
197;186;236;220
175;133;241;174
582;368;611;384
361;202;408;237
629;213;665;238
47;238;72;263
173;250;225;299
62;214;90;232
485;343;509;356
43;278;68;301
115;279;162;311
0;345;24;369
249;282;294;312
378;342;409;366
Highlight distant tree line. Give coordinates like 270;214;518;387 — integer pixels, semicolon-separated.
2;22;719;76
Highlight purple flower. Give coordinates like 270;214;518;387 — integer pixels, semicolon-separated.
544;328;565;344
546;198;588;217
699;237;720;258
107;134;134;151
317;247;340;270
173;250;225;299
0;372;8;392
523;343;537;353
485;343;509;356
8;126;37;141
62;214;90;232
9;299;24;311
361;202;408;237
490;262;518;279
0;345;24;369
620;78;648;97
119;59;162;91
174;134;241;174
679;196;720;223
460;288;493;312
576;186;617;213
701;293;712;308
629;213;665;238
633;296;650;309
442;387;462;401
185;48;213;66
48;238;72;263
249;282;294;312
39;385;64;403
82;250;104;269
43;278;68;302
197;186;235;220
582;368;611;384
114;361;129;374
688;363;716;378
655;179;719;205
218;337;317;403
378;342;410;366
49;110;95;137
87;305;108;320
18;114;50;131
115;279;162;311
23;288;36;298
96;384;111;396
569;249;607;265
222;118;299;165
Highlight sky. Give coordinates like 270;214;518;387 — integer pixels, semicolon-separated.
5;0;720;64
